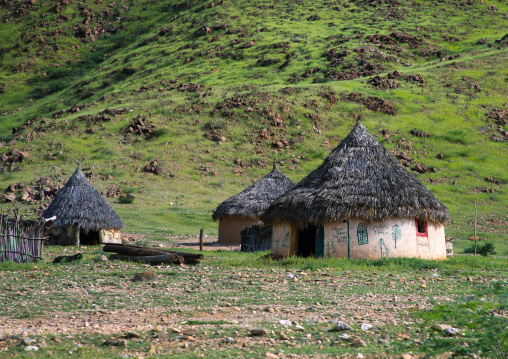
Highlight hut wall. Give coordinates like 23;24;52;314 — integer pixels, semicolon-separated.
271;218;446;260
46;225;79;245
218;216;259;245
272;223;297;256
100;230;122;244
322;218;446;260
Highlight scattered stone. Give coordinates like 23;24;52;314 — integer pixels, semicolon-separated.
432;324;454;332
378;334;390;344
95;255;108;262
132;271;157;282
279;320;292;327
265;352;279;359
157;331;169;341
251;327;267;336
343;92;397;115
145;159;165;175
332;321;353;332
21;337;34;346
444;328;460;336
338;333;352;341
295;325;305;331
369;75;400;90
400;354;413;359
1;148;29;164
412;164;436;174
484;177;502;185
2;193;17;203
352;337;366;347
24;346;39;351
360;323;373;331
385;318;397;326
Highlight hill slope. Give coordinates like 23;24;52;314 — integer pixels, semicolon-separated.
0;0;507;245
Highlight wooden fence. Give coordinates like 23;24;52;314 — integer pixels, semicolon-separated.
0;212;45;263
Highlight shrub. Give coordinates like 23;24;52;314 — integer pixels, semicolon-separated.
119;194;135;204
463;242;496;257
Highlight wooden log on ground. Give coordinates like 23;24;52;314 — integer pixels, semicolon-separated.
53;253;83;264
103;243;204;260
109;253;185;265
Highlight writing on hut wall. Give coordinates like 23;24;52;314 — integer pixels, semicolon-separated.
331;220;349;244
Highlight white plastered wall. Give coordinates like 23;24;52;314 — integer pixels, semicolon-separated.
323;218;446;260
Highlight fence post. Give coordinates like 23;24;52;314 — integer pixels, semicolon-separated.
199;229;203;251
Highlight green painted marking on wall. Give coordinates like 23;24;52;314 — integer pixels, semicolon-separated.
357;223;368;245
392;224;401;249
380;238;389;259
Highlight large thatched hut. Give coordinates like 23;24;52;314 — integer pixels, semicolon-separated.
261;123;451;260
212;163;295;245
43;166;124;245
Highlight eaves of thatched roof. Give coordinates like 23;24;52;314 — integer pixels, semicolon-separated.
261;123;451;226
212;162;295;220
43;166;124;231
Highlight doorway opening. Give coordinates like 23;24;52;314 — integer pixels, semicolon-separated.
80;228;100;245
298;225;316;257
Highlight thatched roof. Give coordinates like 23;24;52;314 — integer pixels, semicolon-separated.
43;166;124;231
261;123;451;226
212;162;295;220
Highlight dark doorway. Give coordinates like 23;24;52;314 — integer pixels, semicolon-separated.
80;229;100;245
298;225;317;257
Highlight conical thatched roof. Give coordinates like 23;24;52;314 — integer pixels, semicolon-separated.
212;162;295;220
261;123;451;226
43;166;124;231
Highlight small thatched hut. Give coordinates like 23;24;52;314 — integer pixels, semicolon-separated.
212;162;295;245
261;123;451;260
43;166;124;245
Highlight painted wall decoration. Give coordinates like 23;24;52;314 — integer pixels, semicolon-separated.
281;231;290;247
357;223;368;245
273;225;290;252
392;224;401;249
379;238;389;258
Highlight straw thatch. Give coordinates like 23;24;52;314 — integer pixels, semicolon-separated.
261;123;451;226
212;162;295;220
43;166;124;232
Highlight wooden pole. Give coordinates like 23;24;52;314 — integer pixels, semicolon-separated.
474;200;477;256
199;229;204;252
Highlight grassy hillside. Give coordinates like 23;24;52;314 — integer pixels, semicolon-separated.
0;0;507;248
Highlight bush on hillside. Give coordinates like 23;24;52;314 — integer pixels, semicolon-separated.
463;242;496;257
